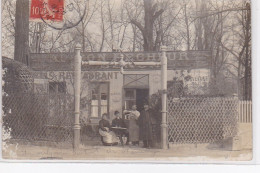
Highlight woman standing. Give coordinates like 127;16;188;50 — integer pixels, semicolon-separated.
127;105;140;145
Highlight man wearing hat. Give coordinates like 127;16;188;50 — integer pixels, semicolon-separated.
112;111;129;145
138;101;155;148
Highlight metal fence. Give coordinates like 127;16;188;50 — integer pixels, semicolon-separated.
239;100;252;123
2;57;75;144
168;97;238;144
2;93;74;143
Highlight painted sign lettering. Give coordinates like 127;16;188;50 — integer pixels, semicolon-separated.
30;51;211;71
33;71;119;81
82;72;119;80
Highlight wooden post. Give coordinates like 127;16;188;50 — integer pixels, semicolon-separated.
161;46;168;149
73;44;82;150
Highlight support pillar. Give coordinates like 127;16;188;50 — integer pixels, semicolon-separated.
161;46;168;149
73;44;82;150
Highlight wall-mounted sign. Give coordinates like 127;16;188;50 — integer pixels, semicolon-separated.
184;69;210;95
82;71;119;80
30;50;211;71
33;71;119;81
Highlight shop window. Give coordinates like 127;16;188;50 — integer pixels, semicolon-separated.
48;81;67;118
90;82;109;118
123;74;149;112
124;89;136;110
49;82;66;94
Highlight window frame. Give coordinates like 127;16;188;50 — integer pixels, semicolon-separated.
122;74;149;111
89;81;110;119
48;81;67;94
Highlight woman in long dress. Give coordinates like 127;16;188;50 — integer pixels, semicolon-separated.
127;105;140;145
99;113;119;146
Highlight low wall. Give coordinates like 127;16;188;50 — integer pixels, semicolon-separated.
234;123;252;150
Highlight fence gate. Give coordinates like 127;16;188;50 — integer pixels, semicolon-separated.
167;97;239;144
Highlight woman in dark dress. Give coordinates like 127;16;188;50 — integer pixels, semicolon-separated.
99;113;118;146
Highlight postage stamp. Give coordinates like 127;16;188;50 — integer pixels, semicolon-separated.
30;0;64;22
30;0;87;30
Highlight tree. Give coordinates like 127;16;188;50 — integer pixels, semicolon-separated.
14;0;29;64
130;0;164;51
242;3;251;100
1;0;16;58
221;1;251;99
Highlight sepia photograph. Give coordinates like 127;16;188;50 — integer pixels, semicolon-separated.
1;0;252;161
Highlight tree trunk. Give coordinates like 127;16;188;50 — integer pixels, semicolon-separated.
184;4;190;50
14;0;29;65
131;0;164;51
143;0;154;51
244;3;251;100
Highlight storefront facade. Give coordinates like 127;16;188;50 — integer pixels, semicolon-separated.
30;51;211;124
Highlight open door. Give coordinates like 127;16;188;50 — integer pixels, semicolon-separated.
136;89;149;112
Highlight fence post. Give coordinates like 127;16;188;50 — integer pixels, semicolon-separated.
161;46;168;149
232;93;241;150
73;44;82;150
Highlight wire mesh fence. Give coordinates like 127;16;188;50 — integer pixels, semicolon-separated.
2;93;74;143
2;57;74;144
168;96;239;144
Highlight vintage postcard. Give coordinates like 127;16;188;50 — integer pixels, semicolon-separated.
1;0;252;162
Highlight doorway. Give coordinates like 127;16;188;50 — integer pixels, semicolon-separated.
123;88;149;112
123;74;149;113
136;89;149;112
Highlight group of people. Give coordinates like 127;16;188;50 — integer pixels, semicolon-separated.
98;103;155;148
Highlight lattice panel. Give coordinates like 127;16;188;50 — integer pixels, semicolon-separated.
2;93;74;143
168;97;238;144
2;57;74;143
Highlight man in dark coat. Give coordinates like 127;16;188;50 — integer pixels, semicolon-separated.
112;111;129;145
112;111;126;128
138;102;155;148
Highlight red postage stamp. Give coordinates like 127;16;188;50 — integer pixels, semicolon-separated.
30;0;64;22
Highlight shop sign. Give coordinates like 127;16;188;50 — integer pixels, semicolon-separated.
33;71;119;81
30;51;211;71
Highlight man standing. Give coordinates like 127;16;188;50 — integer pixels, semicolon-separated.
138;102;154;148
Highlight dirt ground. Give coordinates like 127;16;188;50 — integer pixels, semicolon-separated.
2;141;252;162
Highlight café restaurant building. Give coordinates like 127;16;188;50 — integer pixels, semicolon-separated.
29;51;211;125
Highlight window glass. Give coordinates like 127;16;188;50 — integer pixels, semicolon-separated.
91;85;99;100
100;83;108;100
124;100;136;110
49;82;66;93
90;82;109;118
